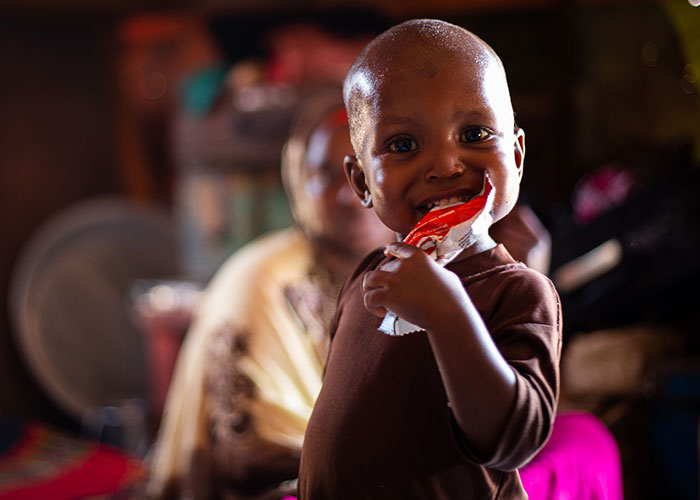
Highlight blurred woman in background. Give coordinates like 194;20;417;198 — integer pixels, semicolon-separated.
147;86;393;500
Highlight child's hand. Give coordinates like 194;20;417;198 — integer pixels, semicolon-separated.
362;242;468;331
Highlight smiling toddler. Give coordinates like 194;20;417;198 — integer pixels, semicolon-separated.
298;19;562;499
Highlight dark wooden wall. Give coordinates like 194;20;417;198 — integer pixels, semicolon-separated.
0;14;124;425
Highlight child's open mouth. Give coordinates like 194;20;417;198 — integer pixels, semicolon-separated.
418;193;477;216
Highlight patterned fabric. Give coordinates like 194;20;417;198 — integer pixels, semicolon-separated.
148;228;331;498
0;417;144;500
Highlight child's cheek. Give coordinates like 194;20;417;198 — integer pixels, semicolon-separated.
489;170;520;222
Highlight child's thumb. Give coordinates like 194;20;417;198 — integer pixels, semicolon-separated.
383;242;419;260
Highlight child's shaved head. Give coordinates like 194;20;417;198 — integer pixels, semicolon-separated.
341;18;525;230
344;19;513;157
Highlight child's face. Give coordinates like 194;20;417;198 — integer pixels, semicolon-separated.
346;49;525;238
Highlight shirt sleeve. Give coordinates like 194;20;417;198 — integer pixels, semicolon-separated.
451;267;562;471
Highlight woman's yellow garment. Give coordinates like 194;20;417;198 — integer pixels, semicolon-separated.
148;228;330;498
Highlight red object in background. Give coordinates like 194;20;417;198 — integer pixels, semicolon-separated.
264;23;372;86
0;421;144;500
140;311;191;423
132;281;201;425
572;164;636;224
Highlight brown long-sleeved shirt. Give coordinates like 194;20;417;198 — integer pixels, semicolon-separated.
298;244;561;499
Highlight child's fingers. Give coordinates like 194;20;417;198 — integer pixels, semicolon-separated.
362;269;394;291
377;259;401;273
362;288;388;318
383;242;421;260
362;271;395;317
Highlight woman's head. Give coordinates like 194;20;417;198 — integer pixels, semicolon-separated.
282;86;393;258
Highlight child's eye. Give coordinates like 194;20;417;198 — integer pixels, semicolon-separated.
461;127;492;143
389;137;417;153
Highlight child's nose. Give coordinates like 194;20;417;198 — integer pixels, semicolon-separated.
425;147;466;180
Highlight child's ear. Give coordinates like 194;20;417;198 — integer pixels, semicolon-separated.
514;127;526;182
344;155;373;208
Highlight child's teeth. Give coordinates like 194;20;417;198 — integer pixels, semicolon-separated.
436;197;457;208
424;195;471;212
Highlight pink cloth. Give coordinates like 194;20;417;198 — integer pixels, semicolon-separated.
520;411;623;500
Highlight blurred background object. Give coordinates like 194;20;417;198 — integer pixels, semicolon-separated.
8;197;177;425
0;1;699;499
